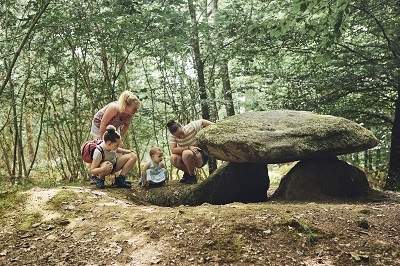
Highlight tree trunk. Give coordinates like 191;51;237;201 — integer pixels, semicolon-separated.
142;60;159;145
18;85;27;178
25;113;35;162
187;0;210;120
363;150;369;170
100;47;114;101
187;0;217;174
26;94;48;178
212;0;235;117
385;88;400;190
220;59;235;116
0;0;51;97
10;81;19;180
375;148;382;169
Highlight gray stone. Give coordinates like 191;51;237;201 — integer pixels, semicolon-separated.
197;110;378;163
129;162;270;206
272;157;370;201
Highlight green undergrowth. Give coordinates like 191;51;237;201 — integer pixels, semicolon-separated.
0;191;25;220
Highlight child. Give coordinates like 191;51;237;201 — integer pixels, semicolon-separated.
91;125;137;189
141;147;168;188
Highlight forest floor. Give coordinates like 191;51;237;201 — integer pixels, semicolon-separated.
0;183;400;266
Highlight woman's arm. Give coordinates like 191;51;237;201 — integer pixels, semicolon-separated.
116;147;134;154
99;104;119;137
201;119;214;127
120;117;132;138
90;160;111;176
170;142;187;155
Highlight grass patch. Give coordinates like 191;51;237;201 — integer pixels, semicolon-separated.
17;212;42;230
47;190;78;209
283;218;325;245
0;191;25;222
201;232;244;262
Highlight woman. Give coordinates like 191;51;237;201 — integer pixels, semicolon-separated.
91;90;141;140
88;90;140;185
91;126;136;188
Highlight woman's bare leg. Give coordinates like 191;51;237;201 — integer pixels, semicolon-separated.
114;153;137;176
182;150;199;176
171;154;189;173
194;152;203;168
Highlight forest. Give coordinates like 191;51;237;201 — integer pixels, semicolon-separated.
1;0;400;265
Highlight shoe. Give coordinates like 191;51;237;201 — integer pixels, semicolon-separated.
115;175;131;188
90;176;98;184
179;172;189;183
181;174;197;184
96;178;105;189
186;174;197;184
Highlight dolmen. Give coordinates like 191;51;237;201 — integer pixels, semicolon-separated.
131;110;378;206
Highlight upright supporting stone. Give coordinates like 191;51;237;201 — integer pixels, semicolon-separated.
273;157;370;201
130;162;270;206
193;162;270;204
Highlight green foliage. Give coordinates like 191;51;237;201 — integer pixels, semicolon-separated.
0;0;398;186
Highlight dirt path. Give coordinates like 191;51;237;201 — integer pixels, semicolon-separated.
1;186;400;265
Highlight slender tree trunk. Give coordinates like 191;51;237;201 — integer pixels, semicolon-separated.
26;94;48;178
10;81;19;180
131;127;142;176
142;60;159;144
363;150;368;170
385;88;400;190
212;0;235;117
220;59;235;116
368;149;373;170
18;85;27;178
25;113;35;162
100;47;114;101
0;134;12;177
375;148;382;169
187;0;210;120
187;0;217;174
0;0;51;97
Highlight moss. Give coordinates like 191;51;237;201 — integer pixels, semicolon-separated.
197;110;378;164
129;162;269;206
17;212;42;230
282;218;325;246
47;190;78;209
0;191;25;224
200;232;244;261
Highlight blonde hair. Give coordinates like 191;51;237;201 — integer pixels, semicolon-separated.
149;147;162;157
118;90;141;111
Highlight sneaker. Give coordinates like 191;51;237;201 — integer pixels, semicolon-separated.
96;178;105;189
115;175;131;188
90;176;98;184
179;172;190;183
186;174;197;184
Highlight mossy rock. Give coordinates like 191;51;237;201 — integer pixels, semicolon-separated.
273;157;370;201
197;110;379;163
130;162;270;206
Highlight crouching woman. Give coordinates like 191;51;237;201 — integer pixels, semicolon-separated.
91;126;137;189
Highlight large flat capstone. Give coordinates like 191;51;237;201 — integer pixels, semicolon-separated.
197;110;379;163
